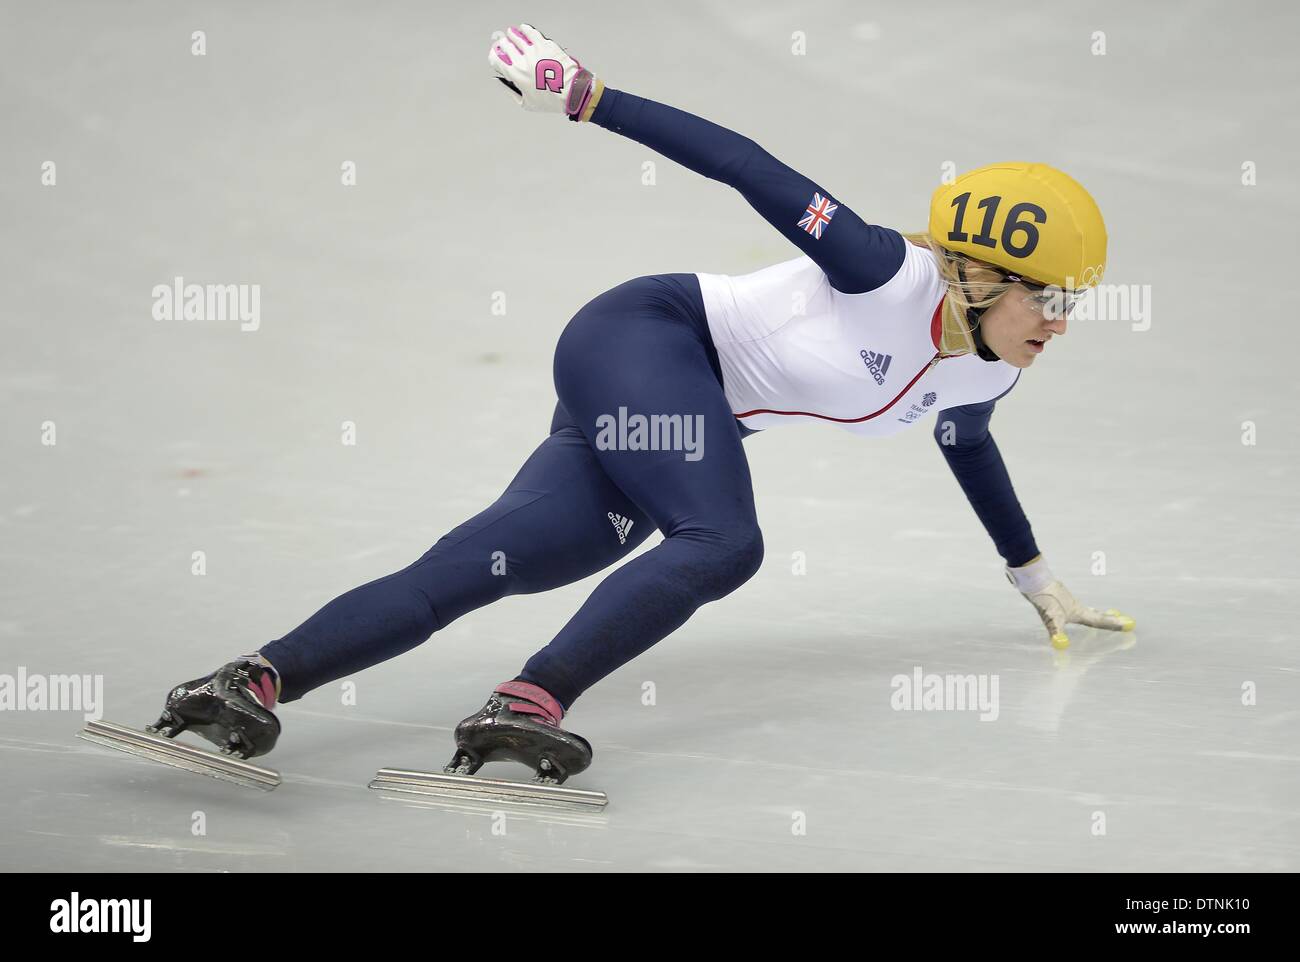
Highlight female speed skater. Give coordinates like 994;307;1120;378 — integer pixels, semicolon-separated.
146;24;1134;786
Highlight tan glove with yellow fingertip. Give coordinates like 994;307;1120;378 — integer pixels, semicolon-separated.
1007;556;1135;650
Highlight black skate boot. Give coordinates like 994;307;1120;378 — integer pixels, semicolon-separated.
445;680;591;784
147;655;282;759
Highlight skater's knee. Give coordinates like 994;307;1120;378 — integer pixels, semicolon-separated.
682;523;764;597
728;525;765;586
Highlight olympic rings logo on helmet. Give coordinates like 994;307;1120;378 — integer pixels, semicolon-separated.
1076;264;1105;289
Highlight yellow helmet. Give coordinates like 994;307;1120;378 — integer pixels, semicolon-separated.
929;162;1106;291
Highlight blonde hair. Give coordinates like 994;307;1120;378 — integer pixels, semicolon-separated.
902;232;1015;349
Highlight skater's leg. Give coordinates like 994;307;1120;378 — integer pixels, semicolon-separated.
261;419;652;702
519;274;763;707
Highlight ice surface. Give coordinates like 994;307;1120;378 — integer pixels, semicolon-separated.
2;1;1297;871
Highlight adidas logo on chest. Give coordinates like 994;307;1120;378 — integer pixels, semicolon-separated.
859;349;893;386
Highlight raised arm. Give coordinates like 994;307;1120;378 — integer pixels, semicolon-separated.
487;26;903;291
589;88;905;294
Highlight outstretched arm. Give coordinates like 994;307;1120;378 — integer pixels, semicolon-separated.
935;395;1135;649
588;87;905;294
933;399;1039;567
485;25;903;292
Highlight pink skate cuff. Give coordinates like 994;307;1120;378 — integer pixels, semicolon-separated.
239;654;281;708
494;680;564;725
249;672;278;709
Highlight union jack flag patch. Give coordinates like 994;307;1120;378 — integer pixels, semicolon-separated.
798;192;838;239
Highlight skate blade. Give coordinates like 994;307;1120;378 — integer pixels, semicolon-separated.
371;789;609;827
77;720;281;792
368;767;607;810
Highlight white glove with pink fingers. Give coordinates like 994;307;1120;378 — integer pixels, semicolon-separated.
488;23;602;121
1006;556;1136;650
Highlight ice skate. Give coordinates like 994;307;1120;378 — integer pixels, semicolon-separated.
370;681;608;809
78;656;283;791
